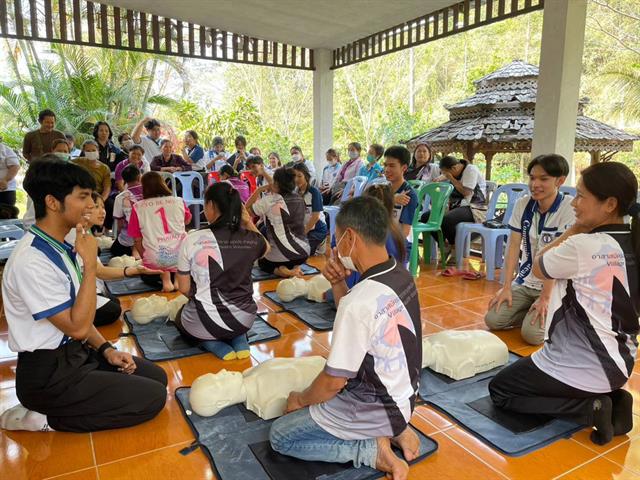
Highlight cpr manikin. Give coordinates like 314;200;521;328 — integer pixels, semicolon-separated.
276;277;308;302
168;294;189;321
422;330;509;381
108;255;140;268
131;295;170;324
306;275;331;303
189;356;326;420
96;236;114;250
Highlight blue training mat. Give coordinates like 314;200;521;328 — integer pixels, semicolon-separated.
264;291;336;331
251;263;319;281
122;312;281;362
419;353;584;456
175;388;438;480
98;248;113;264
105;276;159;296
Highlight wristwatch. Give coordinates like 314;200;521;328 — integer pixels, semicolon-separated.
97;341;116;357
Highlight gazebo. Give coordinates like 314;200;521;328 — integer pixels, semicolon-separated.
405;60;639;180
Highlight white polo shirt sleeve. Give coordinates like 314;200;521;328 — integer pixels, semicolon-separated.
177;232;194;275
508;196;528;233
251;194;275;217
15;253;74;320
324;296;371;379
539;235;587;280
461;164;480;191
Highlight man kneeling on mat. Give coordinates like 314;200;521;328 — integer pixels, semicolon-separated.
0;158;167;433
485;154;574;345
489;162;639;446
270;196;422;480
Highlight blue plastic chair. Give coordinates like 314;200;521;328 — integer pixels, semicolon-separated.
0;224;24;240
173;172;205;228
0;239;19;260
560;185;576;197
455;183;528;281
324;175;368;243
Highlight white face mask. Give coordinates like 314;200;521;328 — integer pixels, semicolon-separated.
54;152;71;162
85;151;99;161
336;230;357;272
122;139;134;149
292;153;302;162
348;151;359;160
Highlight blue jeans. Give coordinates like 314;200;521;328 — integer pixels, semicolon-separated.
269;407;377;468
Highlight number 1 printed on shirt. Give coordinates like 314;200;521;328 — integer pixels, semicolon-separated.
155;207;170;234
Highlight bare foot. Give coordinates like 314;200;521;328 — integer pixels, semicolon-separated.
391;427;420;461
274;266;302;278
161;282;175;293
375;437;408;480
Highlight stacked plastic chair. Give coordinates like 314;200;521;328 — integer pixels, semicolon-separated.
240;171;258;194
559;185;576;197
409;182;454;276
324;175;368;244
455;183;529;281
173;172;205;229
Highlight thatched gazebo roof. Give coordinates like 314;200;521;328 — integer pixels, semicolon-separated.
405;60;639;175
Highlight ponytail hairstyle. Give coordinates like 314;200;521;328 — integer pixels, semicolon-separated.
205;182;242;232
364;183;407;263
219;164;239;178
581;161;640;278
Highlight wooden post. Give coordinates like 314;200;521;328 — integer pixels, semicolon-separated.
484;151;495;180
590;151;601;165
464;143;475;163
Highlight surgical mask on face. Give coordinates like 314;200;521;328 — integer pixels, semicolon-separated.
348;151;359;160
122;139;134;149
367;154;376;163
85;151;99;161
54;152;71;161
292;153;302;162
336;230;357;272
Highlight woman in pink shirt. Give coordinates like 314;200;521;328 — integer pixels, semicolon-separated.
219;165;251;203
128;172;192;291
328;142;364;204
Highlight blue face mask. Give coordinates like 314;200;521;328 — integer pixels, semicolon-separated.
366;154;376;163
54;152;71;162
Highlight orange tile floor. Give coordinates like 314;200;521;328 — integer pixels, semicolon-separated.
1;256;639;480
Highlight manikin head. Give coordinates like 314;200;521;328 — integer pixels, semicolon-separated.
189;370;247;417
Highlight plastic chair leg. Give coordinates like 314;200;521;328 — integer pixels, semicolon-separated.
410;232;420;277
421;232;431;266
438;231;447;270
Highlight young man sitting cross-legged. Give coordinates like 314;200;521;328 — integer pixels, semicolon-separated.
0;157;167;433
269;196;422;480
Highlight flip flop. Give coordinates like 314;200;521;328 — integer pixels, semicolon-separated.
440;267;465;277
462;270;485;281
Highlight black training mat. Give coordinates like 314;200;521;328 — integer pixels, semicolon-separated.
122;312;281;362
467;396;552;434
175;388;438;480
419;355;583;456
263;292;336;331
105;276;159;296
251;263;319;281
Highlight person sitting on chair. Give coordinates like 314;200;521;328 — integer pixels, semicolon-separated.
384;146;418;239
489;161;639;446
485;154;574;345
269;196;422;479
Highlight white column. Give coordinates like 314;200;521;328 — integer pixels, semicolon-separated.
531;0;588;184
313;49;334;174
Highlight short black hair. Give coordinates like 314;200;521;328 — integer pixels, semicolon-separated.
117;132;130;144
439;155;460;170
219;164;238;177
336;196;388;245
384;145;411;166
527;154;570;177
92;121;113;140
129;145;144;154
291;162;311;186
38;109;56;123
246;155;264;167
122;164;141;184
65;133;75;142
235;135;247;147
24;156;96;219
273;167;296;195
144;118;160;130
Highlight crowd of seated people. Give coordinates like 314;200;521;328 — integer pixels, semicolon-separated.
0;107;637;480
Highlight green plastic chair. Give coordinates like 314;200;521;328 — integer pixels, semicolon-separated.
409;182;454;276
407;179;426;192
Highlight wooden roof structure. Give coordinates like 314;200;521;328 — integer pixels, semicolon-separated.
405;60;639;176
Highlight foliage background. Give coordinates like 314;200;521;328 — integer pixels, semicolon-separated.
0;0;638;190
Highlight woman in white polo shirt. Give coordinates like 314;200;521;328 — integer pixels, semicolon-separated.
490;161;640;446
174;182;269;360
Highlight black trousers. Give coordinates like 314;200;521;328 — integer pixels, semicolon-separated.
440;206;474;245
0;190;17;207
489;356;605;426
110;237;133;257
16;341;167;432
94;294;122;327
258;256;307;274
103;194;116;230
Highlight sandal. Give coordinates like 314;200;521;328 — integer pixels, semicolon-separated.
462;270;485;281
440;268;465;277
